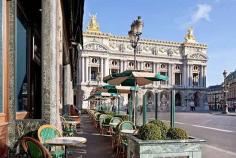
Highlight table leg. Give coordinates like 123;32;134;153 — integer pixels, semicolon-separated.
65;146;67;158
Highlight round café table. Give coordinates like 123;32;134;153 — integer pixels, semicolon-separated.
120;129;136;134
45;137;87;158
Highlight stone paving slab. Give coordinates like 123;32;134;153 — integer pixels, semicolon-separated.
67;114;115;158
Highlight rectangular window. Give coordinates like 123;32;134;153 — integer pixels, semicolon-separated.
192;73;199;86
90;67;98;81
0;0;3;113
175;73;182;86
16;17;28;111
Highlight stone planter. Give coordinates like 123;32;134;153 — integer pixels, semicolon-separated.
127;135;205;158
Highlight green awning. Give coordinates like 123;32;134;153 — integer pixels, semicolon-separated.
103;70;168;86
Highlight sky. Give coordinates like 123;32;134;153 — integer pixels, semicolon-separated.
83;0;236;86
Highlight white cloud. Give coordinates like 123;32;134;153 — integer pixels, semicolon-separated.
191;4;212;24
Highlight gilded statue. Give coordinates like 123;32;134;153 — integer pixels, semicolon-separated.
185;27;196;43
87;14;100;33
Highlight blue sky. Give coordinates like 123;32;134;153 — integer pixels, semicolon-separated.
83;0;236;86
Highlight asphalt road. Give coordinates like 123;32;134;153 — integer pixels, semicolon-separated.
152;112;236;158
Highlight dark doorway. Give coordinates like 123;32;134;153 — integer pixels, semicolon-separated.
194;92;200;107
175;93;181;106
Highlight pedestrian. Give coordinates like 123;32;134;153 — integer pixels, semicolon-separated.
190;100;195;111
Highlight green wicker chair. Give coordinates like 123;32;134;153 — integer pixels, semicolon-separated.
116;121;135;158
21;137;52;158
99;114;107;134
109;117;123;149
38;124;64;158
60;116;77;136
118;121;135;131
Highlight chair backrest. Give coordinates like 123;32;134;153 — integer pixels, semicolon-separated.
21;137;52;158
118;121;135;131
69;105;79;116
99;114;107;127
110;117;123;124
38;124;61;144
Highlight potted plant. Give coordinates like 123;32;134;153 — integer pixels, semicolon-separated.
127;120;205;158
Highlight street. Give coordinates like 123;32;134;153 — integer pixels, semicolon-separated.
155;112;236;158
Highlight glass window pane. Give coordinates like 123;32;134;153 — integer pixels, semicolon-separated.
0;0;3;113
16;18;28;111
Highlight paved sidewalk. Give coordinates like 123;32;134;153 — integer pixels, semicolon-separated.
68;114;115;158
209;111;236;116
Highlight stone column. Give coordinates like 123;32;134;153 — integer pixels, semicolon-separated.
41;0;58;126
100;58;103;81
78;57;82;83
189;65;193;87
203;66;206;87
120;60;123;72
183;63;187;87
168;64;172;86
140;62;144;70
8;0;16;148
199;65;203;87
63;65;73;105
85;57;88;82
105;58;109;76
153;63;157;86
81;57;85;83
123;60;127;71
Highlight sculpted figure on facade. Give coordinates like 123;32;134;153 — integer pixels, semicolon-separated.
160;93;169;112
87;14;100;33
152;47;158;55
185;27;196;43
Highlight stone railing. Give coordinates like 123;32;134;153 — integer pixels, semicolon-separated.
15;119;46;141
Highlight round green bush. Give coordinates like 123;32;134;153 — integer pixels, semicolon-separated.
149;120;169;139
114;114;128;121
167;128;188;139
103;115;113;125
138;123;162;140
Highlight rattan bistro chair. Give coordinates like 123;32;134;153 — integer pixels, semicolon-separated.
21;137;52;158
116;121;135;158
38;124;64;158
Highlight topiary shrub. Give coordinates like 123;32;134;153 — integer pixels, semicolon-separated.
167;128;188;140
149;120;169;139
138;123;162;140
114;114;128;121
103;115;113;125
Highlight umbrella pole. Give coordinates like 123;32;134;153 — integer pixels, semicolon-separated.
133;79;137;126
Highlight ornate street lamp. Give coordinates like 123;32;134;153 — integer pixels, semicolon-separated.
128;16;144;70
222;70;229;114
127;16;144;125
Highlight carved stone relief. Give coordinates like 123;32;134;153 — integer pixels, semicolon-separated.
190;53;207;60
84;43;107;51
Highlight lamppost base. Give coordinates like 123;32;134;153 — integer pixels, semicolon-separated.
222;111;229;114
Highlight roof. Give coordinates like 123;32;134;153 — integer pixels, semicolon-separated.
207;85;222;91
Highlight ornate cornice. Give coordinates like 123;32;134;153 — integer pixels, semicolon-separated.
83;31;207;49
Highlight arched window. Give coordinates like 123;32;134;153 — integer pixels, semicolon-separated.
92;58;98;64
145;63;150;68
129;62;134;67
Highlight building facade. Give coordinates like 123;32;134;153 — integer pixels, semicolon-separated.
225;70;236;111
77;16;208;113
207;85;224;111
0;0;84;156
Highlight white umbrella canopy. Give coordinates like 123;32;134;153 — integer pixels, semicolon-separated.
103;70;168;86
